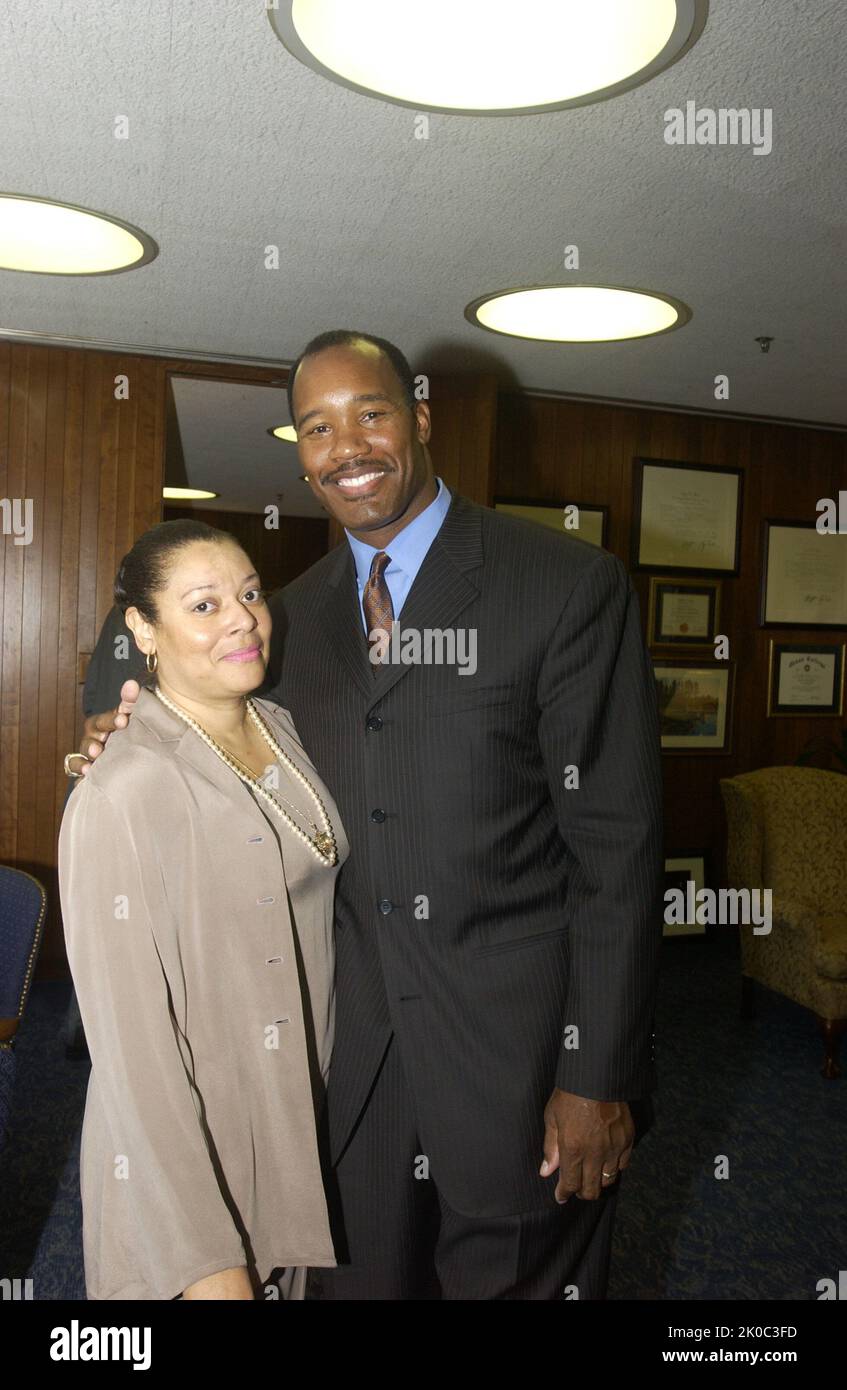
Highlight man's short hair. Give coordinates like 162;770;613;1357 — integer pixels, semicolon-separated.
286;330;417;427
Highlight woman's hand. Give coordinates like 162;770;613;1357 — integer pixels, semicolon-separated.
181;1266;255;1300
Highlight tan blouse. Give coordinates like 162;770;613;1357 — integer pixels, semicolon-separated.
58;684;349;1300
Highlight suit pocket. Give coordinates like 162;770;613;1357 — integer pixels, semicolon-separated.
423;681;515;717
475;926;569;957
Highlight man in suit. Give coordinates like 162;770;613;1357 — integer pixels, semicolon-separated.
77;329;663;1300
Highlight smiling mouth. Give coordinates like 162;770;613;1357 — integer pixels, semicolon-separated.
333;468;388;494
222;645;262;662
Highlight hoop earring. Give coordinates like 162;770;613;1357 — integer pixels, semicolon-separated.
146;651;158;673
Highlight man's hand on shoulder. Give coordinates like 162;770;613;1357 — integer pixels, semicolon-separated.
77;679;141;774
540;1087;635;1202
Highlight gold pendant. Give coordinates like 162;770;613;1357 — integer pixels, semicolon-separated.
314;831;334;858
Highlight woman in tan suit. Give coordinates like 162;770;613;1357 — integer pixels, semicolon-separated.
58;518;349;1300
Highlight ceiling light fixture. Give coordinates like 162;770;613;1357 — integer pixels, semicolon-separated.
162;487;219;501
0;193;158;275
268;0;708;115
465;284;691;342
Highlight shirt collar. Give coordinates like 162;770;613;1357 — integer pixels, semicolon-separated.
345;476;451;587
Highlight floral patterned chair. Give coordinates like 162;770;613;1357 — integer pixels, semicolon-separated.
720;766;847;1079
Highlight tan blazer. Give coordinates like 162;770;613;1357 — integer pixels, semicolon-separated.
58;683;346;1300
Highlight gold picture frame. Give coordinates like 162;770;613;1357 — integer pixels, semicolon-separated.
647;576;721;649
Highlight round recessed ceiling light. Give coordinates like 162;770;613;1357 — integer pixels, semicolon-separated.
465;285;691;342
270;425;298;442
0;193;158;274
268;0;708;115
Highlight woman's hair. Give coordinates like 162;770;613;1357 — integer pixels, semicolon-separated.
114;519;234;624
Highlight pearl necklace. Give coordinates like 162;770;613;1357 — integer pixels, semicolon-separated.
153;685;338;867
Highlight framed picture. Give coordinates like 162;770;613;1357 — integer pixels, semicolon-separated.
631;458;743;574
760;519;847;628
653;660;735;753
663;854;708;937
494;497;608;548
648;576;721;648
767;640;845;717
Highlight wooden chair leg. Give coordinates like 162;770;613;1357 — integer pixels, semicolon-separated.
740;974;754;1019
817;1016;846;1080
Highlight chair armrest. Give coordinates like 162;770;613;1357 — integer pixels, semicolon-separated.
811;913;847;981
772;897;817;935
774;899;847;981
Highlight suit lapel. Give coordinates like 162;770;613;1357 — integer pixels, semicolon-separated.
319;543;377;700
315;492;485;705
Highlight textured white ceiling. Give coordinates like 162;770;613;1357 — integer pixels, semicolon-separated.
1;0;845;432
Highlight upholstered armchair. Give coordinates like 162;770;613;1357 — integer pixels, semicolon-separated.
0;866;47;1149
720;766;847;1079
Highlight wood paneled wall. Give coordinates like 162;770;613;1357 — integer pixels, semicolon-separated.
426;373;498;505
496;393;847;878
0;342;292;976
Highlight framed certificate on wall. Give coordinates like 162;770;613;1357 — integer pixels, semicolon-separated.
767;641;845;716
632;459;743;574
648;577;721;648
760;520;847;628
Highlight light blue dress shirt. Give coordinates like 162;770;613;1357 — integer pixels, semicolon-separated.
345;476;452;633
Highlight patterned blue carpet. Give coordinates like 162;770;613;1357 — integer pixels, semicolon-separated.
1;931;844;1300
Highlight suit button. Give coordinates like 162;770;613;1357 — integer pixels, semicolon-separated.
378;899;394;915
370;808;386;823
366;715;383;732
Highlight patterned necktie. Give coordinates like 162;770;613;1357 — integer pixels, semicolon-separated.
363;550;394;671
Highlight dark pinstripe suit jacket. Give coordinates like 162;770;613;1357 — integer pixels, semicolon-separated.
264;491;664;1218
